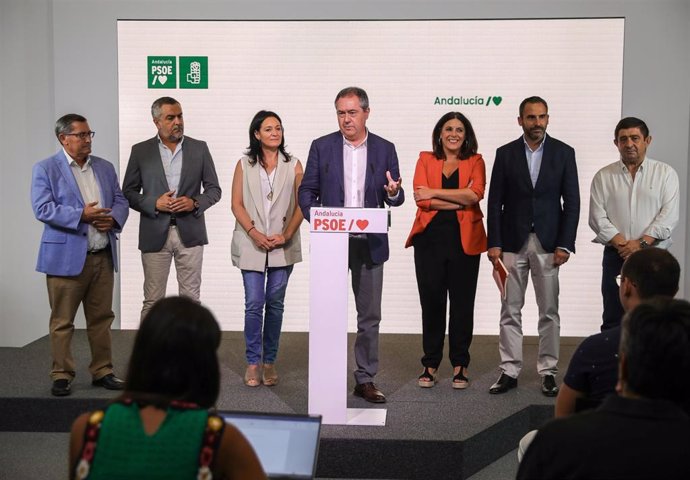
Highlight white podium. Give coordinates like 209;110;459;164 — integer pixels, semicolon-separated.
308;207;389;426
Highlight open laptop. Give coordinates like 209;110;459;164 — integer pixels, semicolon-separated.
218;411;322;479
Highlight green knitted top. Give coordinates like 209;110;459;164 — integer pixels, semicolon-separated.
75;402;219;480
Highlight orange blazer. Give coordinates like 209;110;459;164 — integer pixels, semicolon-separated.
405;151;488;255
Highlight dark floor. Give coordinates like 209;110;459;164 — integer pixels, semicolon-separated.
0;331;579;479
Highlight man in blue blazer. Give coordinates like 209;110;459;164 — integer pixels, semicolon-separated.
31;114;129;396
298;87;404;403
487;97;580;396
122;97;221;320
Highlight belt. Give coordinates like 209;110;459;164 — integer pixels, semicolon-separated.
87;248;107;255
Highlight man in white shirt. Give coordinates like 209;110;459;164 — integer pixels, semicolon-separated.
589;117;679;331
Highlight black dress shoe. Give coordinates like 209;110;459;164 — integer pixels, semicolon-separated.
92;373;125;390
489;373;518;394
51;378;72;397
541;375;559;397
353;382;386;403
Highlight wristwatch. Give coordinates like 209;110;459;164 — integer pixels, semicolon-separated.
639;238;649;249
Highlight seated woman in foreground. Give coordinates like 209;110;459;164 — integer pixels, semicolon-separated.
69;296;266;480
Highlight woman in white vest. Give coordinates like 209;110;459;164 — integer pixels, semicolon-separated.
231;111;303;387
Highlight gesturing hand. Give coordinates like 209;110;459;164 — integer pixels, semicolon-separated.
92;215;115;232
248;228;272;251
155;190;176;212
384;171;402;197
81;201;112;224
169;196;195;213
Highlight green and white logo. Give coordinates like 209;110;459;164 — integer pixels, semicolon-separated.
148;56;176;89
433;95;503;107
179;56;208;89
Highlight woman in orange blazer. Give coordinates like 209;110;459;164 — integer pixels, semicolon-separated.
405;112;488;389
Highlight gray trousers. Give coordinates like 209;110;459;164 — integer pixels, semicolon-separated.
499;233;560;378
140;226;203;321
348;236;384;385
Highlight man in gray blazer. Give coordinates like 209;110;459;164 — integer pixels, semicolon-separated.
122;97;221;320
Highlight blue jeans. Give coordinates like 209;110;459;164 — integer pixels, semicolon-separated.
241;265;293;365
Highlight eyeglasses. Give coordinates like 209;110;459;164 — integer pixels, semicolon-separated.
64;131;95;140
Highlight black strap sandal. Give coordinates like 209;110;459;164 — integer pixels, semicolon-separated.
418;367;438;388
453;368;470;390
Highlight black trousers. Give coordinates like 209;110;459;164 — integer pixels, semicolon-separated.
601;246;625;331
413;227;480;368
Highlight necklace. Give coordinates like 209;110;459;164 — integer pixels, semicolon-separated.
264;161;277;201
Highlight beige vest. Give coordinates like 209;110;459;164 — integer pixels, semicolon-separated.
231;154;302;271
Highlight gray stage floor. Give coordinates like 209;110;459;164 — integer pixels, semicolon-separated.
0;331;579;479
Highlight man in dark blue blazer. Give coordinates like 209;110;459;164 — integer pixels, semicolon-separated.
487;97;580;396
298;87;404;403
31;114;129;396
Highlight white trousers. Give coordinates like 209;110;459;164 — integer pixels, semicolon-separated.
499;233;560;378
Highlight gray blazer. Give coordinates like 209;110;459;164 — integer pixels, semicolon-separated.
122;136;222;253
231;154;302;271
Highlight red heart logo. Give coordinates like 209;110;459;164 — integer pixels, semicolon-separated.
356;219;369;230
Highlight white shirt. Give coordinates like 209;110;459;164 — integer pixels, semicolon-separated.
589;157;679;248
259;165;277;231
343;133;368;208
63;148;109;251
523;135;545;187
158;136;184;195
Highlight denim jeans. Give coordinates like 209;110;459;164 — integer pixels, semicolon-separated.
241;265;293;365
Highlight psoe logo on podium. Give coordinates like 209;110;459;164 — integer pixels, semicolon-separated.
310;207;389;234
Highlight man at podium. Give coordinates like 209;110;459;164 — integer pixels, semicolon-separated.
298;86;404;403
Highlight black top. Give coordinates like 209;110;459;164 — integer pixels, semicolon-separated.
518;395;690;480
563;326;621;405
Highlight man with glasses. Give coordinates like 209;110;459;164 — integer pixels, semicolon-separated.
517;247;681;463
122;97;221;320
518;297;690;479
589;117;679;331
31;114;129;396
298;86;404;403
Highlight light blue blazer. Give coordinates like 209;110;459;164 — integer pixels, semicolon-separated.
31;150;129;276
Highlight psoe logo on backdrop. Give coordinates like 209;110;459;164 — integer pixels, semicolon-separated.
148;57;176;89
147;56;208;89
179;56;208;89
434;95;503;107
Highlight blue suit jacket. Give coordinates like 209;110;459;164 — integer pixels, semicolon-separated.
31;150;129;276
298;131;405;264
487;134;580;253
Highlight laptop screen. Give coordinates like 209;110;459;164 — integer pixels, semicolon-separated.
218;411;322;479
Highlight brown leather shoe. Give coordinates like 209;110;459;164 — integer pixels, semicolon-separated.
353;382;386;403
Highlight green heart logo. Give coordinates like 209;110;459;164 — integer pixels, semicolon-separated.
492;96;503;106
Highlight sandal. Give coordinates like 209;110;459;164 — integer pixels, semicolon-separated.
244;365;261;387
452;367;469;389
418;367;438;388
262;364;278;386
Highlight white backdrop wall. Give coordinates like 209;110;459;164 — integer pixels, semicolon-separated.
1;0;688;347
117;19;623;335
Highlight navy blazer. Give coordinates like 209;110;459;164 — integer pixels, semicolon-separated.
298;131;405;264
122;136;222;253
31;151;129;276
487;134;580;253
